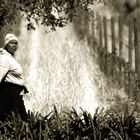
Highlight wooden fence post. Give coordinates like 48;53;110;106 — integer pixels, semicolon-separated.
99;15;103;48
126;19;133;97
119;16;123;58
134;18;140;76
91;11;95;38
91;11;97;55
111;17;116;55
98;15;104;71
103;16;108;74
134;18;140;102
103;16;108;50
111;17;116;77
95;13;99;53
128;20;133;69
89;11;92;37
87;11;89;33
118;16;124;85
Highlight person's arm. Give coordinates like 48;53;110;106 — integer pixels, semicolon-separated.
0;54;10;82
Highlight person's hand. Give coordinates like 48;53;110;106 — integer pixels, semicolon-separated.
22;86;29;94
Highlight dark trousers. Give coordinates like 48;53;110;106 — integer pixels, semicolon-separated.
0;82;28;121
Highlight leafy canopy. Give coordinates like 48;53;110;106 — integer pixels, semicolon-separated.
0;0;93;30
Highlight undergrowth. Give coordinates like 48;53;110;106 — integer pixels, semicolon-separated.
0;104;140;140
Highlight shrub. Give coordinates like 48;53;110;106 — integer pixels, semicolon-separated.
0;104;140;140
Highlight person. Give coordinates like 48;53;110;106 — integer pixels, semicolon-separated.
0;33;28;121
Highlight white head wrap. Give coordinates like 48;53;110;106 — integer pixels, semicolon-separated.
5;33;18;46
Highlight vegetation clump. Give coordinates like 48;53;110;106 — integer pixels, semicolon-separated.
0;0;93;31
0;104;140;140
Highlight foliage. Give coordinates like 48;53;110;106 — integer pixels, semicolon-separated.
0;0;93;31
0;105;140;140
110;0;140;19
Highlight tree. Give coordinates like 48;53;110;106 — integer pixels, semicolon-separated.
0;0;93;31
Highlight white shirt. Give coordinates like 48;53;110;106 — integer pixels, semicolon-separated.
0;48;24;85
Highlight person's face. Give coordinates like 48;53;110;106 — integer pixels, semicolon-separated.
5;40;18;54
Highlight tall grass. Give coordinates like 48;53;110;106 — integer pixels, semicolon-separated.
17;19;128;117
16;19;102;116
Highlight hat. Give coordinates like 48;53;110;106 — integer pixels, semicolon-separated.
5;33;18;46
